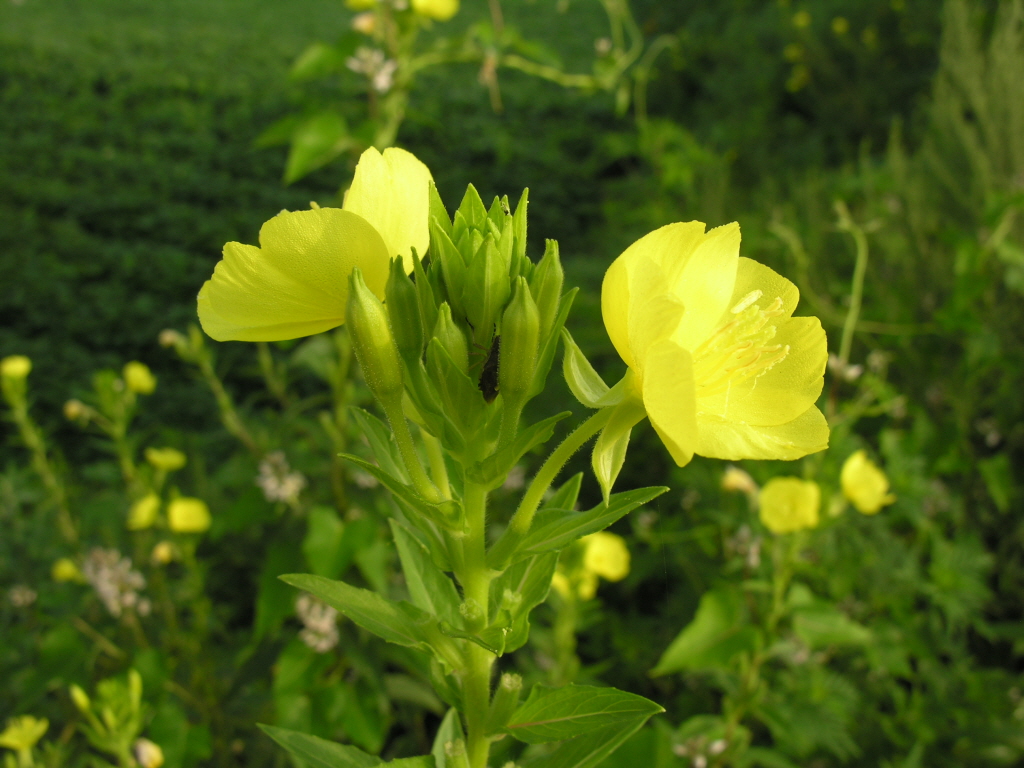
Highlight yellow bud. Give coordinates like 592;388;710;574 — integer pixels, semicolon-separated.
0;715;48;752
123;362;157;394
721;466;759;496
840;450;895;514
64;399;88;421
582;531;630;582
576;571;598;601
52;558;84;583
759;477;820;534
412;0;458;21
69;685;91;713
128;494;161;531
0;355;31;380
151;541;175;565
351;11;376;34
168;498;211;533
144;447;187;472
133;738;165;768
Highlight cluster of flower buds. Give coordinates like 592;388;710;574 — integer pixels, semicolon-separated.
346;184;569;467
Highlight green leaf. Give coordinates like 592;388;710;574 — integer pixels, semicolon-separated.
506;684;663;744
258;724;382;767
652;586;760;675
488;552;558;652
546;472;583;512
978;453;1012;513
523;717;653;768
390;520;461;626
341;454;463;532
284;111;353;184
351;407;408;482
290;42;347;81
254;540;304;640
280;573;435;651
792;605;872;648
592;398;646;504
740;747;802;768
518;487;668;560
428;181;452;237
386;758;435;767
466;412;571;488
303;505;349;579
431;709;466;768
561;329;624;408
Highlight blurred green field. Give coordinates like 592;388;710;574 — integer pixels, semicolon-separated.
2;0;1024;766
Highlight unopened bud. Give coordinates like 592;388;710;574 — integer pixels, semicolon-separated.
347;268;405;402
128;494;161;531
145;447;187;472
432;303;470;376
134;738;165;768
1;355;31;380
529;240;563;340
386;257;425;363
486;673;523;734
64;399;88;421
69;685;91;713
498;277;540;404
123;361;156;394
167;498;211;533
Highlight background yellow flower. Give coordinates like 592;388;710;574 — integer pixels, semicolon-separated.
841;450;895;514
759;477;821;534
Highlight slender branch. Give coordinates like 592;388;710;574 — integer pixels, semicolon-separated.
835;201;871;367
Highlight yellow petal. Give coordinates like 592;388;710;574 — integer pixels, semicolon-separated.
582;531;630;581
668;222;741;351
728;257;800;319
601;254;636;370
197;208;389;341
840;450;895;514
697;315;827;426
694;404;829;460
412;0;459;20
343;147;433;273
641;338;697;467
168;498;211;533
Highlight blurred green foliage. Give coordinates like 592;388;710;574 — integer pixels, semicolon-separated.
3;0;1024;767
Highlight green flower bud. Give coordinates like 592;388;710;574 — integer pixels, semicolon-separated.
69;685;91;714
486;673;523;735
432;303;470;376
529;239;564;341
413;253;440;342
464;235;511;350
386;257;425;363
498;277;540;405
347;268;404;402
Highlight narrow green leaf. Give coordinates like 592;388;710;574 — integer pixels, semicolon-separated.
506;685;663;744
302;505;349;579
386;758;435;767
258;724;382;768
290;42;347;81
518;487;668;560
340;454;463;532
524;717;653;768
546;473;583;512
561;329;623;408
280;573;432;650
350;407;407;482
431;710;466;768
488;552;559;652
428;181;452;237
652;586;760;676
390;520;461;625
592;398;647;503
466;412;571;487
430;219;466;308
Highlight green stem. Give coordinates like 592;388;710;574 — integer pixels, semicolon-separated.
835;201;870;367
512;408;613;532
381;395;442;503
458;481;495;768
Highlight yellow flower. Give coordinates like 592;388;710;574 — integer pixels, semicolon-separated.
145;447;187;472
759;477;820;534
840;450;895;514
168;498;211;533
345;0;376;9
198;147;432;342
412;0;459;21
550;571;572;598
123;362;156;394
601;222;828;467
0;715;48;752
52;558;84;583
128;494;161;530
576;571;599;601
582;531;630;582
0;356;31;379
722;465;759;496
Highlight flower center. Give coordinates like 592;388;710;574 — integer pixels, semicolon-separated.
691;290;790;405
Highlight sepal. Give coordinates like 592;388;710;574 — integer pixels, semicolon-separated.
592;397;647;503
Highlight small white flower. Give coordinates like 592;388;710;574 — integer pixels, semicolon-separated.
82;548;147;618
8;585;37;607
296;594;340;653
256;451;307;504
